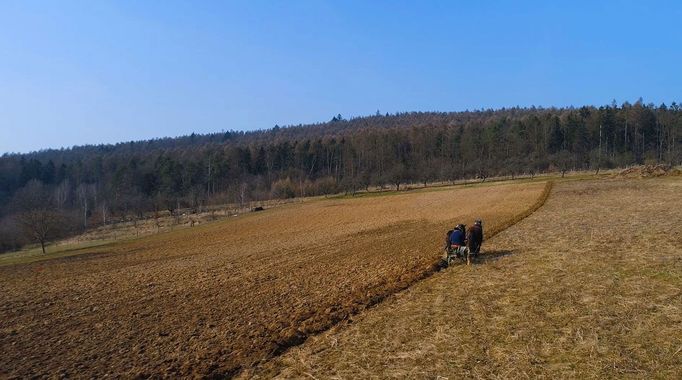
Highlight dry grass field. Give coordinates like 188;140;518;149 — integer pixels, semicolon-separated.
244;178;682;379
0;181;546;378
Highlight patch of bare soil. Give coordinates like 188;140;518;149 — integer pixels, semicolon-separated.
0;182;545;378
244;178;682;379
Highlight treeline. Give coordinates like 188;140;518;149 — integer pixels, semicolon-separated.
1;100;680;252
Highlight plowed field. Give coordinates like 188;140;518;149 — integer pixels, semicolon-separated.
244;178;682;379
0;181;546;378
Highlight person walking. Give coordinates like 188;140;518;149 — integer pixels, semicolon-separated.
467;219;483;255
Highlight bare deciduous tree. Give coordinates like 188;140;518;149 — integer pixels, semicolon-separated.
239;182;249;209
76;183;93;229
101;201;108;225
13;180;63;254
54;179;71;210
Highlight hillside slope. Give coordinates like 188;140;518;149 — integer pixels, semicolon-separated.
3;103;680;255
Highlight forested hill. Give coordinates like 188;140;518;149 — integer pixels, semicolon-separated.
1;101;681;251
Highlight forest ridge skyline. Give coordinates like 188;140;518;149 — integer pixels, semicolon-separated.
2;99;676;155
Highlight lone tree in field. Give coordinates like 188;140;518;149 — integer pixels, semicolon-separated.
552;150;573;178
12;180;63;254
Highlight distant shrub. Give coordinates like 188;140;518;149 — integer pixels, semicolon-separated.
314;177;338;196
271;178;296;199
0;216;26;253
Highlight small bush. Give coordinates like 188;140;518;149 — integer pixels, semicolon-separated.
271;178;297;199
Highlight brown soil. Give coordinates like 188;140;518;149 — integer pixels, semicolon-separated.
244;178;682;379
0;182;545;378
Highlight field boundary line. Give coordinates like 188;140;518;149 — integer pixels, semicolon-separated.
352;181;555;309
483;180;554;241
242;181;555;377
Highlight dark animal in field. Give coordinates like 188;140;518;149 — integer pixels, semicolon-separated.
466;223;483;255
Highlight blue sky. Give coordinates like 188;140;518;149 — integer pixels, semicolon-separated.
1;1;681;154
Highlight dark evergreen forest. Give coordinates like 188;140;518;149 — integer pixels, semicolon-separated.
1;100;680;252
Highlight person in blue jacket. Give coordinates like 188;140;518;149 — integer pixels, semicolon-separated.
449;224;466;247
443;224;468;264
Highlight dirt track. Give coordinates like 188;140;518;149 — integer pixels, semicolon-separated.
244;178;682;379
0;181;545;378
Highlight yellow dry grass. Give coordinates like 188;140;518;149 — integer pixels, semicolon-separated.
244;178;682;379
0;181;546;378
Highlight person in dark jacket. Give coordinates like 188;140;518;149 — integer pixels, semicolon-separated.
467;219;483;255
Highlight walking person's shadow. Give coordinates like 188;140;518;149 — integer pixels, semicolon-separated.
472;250;514;264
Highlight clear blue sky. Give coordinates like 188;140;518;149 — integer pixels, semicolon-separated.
1;1;681;154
